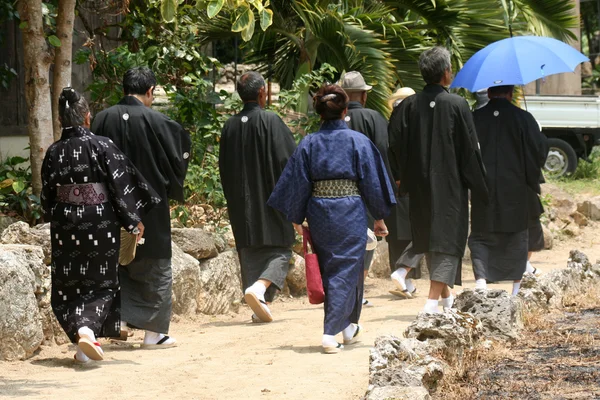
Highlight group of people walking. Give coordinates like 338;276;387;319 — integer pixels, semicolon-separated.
42;45;548;361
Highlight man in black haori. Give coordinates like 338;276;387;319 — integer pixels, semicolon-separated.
340;71;394;307
386;87;426;299
42;87;159;362
468;85;548;296
219;71;296;323
389;47;488;314
92;67;191;347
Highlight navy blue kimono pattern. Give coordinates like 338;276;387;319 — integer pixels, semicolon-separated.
41;126;159;343
268;120;396;335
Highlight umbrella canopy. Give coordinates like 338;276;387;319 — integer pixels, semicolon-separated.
450;36;588;93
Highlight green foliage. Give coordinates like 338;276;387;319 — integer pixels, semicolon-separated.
198;0;273;41
570;148;600;180
0;63;17;90
0;157;42;225
274;63;338;140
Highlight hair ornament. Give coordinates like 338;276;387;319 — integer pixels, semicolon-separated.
321;94;337;102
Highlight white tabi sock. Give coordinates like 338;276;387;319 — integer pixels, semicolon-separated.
144;330;177;345
512;282;521;296
246;281;267;300
75;347;90;362
322;334;338;347
405;279;416;293
422;299;440;314
441;295;454;309
78;326;96;342
526;261;535;274
391;268;408;291
475;279;487;290
342;323;358;342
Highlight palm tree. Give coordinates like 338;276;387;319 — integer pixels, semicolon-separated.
197;0;578;116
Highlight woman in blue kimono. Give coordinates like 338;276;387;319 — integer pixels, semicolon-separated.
268;84;396;353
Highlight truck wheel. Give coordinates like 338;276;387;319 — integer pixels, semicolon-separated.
545;138;578;178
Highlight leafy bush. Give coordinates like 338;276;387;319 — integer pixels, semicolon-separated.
569;148;600;180
0;156;42;224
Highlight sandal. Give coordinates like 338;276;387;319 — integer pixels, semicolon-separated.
244;292;273;323
389;289;413;299
323;343;344;354
141;335;178;349
77;336;104;361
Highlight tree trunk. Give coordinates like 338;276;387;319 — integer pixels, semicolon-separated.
17;0;54;196
52;0;77;141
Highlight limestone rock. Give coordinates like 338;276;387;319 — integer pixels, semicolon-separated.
1;222;51;264
171;242;202;315
518;273;557;309
453;289;522;341
197;250;243;315
222;225;236;249
542;225;553;250
570;211;589;227
369;335;446;391
577;196;600;221
369;240;390;278
404;310;483;363
171;228;218;260
0;245;45;360
365;386;431;400
285;253;306;296
563;224;580;237
553;198;577;219
0;215;18;235
210;232;227;253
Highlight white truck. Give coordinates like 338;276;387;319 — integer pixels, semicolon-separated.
524;95;600;177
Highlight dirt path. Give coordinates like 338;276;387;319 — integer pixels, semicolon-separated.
2;226;600;400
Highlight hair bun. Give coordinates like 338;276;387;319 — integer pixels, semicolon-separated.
60;87;80;104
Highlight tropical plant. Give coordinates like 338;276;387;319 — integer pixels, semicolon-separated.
194;0;578;116
0;156;42;225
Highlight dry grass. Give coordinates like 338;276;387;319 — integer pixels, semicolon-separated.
432;283;600;400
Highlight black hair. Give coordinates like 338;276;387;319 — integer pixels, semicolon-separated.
313;84;349;121
123;67;157;95
488;85;515;96
237;71;266;102
58;87;89;128
418;46;452;85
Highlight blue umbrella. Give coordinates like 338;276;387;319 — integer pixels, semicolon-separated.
450;36;589;92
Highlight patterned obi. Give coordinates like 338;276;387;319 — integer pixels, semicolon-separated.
312;179;360;198
56;183;109;206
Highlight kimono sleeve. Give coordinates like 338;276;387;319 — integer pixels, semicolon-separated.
267;139;312;225
388;101;410;183
272;116;297;175
522;114;548;193
40;147;56;218
456;102;489;204
357;139;397;220
102;142;161;232
156;119;191;203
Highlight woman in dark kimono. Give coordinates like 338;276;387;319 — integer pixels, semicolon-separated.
41;88;159;363
268;85;396;353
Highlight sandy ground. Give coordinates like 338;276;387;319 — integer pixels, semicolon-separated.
2;220;600;400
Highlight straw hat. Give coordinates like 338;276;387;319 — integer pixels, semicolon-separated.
340;71;373;92
388;87;416;109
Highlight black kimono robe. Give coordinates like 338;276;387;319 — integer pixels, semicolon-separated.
91;96;191;259
345;101;417;275
219;102;296;250
388;84;488;259
41;126;159;342
471;98;548;233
